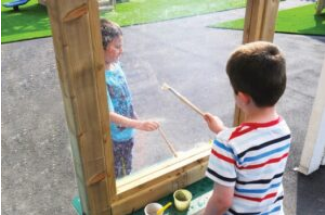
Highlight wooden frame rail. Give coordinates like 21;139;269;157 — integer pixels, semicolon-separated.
46;0;279;214
113;145;210;214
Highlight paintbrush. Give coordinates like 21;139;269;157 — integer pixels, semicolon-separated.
161;83;204;116
158;127;178;157
156;202;172;215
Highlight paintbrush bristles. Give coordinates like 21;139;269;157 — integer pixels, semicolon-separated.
161;83;171;90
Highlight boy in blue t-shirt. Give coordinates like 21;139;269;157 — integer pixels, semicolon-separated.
101;19;159;178
203;42;291;215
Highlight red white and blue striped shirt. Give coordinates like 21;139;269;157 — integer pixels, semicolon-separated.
206;117;291;215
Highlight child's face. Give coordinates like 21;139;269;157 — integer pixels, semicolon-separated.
104;36;123;64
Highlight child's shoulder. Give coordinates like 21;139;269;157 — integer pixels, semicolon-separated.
217;127;237;141
216;117;291;151
214;127;237;150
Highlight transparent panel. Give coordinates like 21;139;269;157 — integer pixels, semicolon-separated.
101;0;247;179
123;22;242;174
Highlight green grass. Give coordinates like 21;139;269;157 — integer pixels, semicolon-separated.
102;0;246;26
211;3;325;36
1;0;50;43
1;0;246;44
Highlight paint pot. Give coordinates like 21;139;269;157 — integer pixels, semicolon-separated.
173;189;192;211
144;202;163;215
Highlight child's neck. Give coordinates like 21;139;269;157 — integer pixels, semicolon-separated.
105;62;115;70
244;106;278;124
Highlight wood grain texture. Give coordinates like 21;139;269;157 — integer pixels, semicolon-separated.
47;0;115;214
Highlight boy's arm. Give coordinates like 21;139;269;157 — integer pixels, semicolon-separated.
203;183;234;215
109;112;159;131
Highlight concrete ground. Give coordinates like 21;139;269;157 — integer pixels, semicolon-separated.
2;0;325;214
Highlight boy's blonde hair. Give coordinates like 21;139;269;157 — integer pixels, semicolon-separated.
226;41;286;107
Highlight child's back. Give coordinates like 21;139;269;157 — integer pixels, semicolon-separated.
203;41;290;215
207;117;291;214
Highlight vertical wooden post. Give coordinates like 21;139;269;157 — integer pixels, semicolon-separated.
299;57;325;175
233;0;280;126
46;0;116;214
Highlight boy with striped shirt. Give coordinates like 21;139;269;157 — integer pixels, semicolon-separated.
203;41;291;215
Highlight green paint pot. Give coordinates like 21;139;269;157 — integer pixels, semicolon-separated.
173;189;192;211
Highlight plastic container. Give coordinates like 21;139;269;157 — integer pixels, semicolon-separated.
173;189;192;211
144;203;163;215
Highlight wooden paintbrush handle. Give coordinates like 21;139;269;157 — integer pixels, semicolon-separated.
158;127;178;157
168;87;204;116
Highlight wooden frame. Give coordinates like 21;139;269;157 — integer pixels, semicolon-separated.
299;57;325;175
46;0;279;214
46;1;115;214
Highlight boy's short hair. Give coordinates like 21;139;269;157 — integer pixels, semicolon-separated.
226;41;286;107
100;19;123;50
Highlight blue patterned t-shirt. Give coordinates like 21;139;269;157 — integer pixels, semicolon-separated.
105;63;135;142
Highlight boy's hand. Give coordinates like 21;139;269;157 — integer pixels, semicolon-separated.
203;113;224;134
136;120;159;131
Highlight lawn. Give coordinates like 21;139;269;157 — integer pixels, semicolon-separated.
211;3;325;36
1;0;246;44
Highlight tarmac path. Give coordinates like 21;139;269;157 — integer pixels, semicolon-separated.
2;1;325;214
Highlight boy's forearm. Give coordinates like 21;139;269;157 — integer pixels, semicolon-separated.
203;184;234;215
215;125;226;134
109;112;139;128
203;198;229;215
109;112;159;131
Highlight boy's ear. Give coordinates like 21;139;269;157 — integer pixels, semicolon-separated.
237;91;251;104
